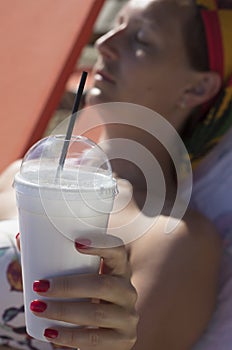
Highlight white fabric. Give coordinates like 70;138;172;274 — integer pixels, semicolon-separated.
188;128;232;349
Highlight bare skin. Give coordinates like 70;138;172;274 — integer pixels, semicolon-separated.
129;212;221;349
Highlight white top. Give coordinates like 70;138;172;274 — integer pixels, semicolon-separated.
188;127;232;349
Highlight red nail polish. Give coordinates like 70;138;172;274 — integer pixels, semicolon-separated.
33;280;50;293
44;328;58;339
75;239;91;250
15;232;20;240
30;300;47;313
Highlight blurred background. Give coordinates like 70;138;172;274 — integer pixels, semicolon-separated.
0;0;126;173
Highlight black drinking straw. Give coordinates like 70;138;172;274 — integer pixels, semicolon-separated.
56;71;88;179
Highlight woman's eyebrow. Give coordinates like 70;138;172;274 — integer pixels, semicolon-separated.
113;11;160;34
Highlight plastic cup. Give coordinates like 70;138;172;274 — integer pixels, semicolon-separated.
14;135;117;342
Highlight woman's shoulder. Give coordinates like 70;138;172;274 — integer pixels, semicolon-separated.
128;209;222;349
129;209;222;273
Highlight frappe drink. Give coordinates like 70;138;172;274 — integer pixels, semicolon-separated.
14;135;117;342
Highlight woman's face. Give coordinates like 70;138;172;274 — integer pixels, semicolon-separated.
86;0;195;128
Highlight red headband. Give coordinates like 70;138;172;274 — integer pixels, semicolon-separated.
197;0;232;85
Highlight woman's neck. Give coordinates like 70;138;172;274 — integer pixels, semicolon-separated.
99;133;178;212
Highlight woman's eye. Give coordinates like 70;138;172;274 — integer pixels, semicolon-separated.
135;32;149;46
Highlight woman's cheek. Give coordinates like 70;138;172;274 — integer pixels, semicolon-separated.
135;49;146;58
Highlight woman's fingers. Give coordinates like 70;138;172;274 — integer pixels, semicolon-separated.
32;234;137;309
75;235;131;277
30;234;138;349
34;274;137;309
30;299;138;331
43;327;137;350
17;232;130;276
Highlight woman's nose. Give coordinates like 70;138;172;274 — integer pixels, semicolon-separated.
95;25;126;60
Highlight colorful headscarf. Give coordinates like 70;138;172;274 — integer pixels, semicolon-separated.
184;0;232;169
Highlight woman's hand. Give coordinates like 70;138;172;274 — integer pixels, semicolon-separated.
30;235;138;350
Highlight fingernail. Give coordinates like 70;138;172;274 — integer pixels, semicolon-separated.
33;280;50;293
15;232;20;240
44;328;58;339
75;239;91;250
30;300;47;313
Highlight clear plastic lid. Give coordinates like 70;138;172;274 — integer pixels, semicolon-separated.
16;135;116;196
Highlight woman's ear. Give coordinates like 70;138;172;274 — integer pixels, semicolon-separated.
180;71;222;109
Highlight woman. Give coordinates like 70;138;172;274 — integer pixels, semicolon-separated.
2;0;232;349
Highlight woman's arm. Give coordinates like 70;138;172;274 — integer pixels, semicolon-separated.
129;210;222;349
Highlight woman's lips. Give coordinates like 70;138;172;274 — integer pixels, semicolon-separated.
95;70;116;84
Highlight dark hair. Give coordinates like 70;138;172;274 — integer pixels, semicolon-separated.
176;1;209;72
169;1;210;135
